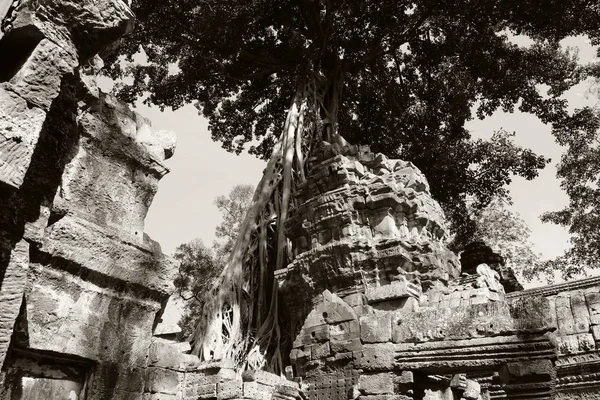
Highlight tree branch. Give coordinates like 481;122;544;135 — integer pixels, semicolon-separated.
239;51;290;67
392;51;404;86
360;9;433;65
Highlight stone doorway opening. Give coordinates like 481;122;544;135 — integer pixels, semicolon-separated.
1;349;91;400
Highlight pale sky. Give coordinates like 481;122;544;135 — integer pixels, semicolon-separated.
130;36;599;291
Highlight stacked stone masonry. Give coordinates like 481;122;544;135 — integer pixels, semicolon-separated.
2;1;600;400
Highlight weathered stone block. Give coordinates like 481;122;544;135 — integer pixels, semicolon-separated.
360;313;392;343
187;371;219;387
578;333;596;352
39;215;176;296
547;295;558;328
586;292;600;315
145;367;180;395
244;381;274;399
503;359;555;379
113;366;146;394
312;341;331;359
0;239;28;370
556;306;577;335
555;334;595;355
397;371;414;384
592;325;600;341
218;368;237;382
354;305;375;317
344;293;366;307
198;383;218;399
449;290;463;307
304;291;357;328
462;380;481;400
330;319;360;341
356;344;396;370
7;39;78;110
366;281;411;303
422;389;452;400
253;370;295;388
392;302;520;343
149;338;192;370
331;338;362;353
359;373;394;394
183;384;198;400
56;93;176;243
571;293;590;333
25;264;158;366
509;296;555;332
290;345;312;362
217;378;243;400
555;295;571;309
0;88;46;188
333;351;354;361
450;374;467;389
293;324;330;347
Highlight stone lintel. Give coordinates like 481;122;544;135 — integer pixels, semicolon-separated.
365;281;420;304
393;334;556;371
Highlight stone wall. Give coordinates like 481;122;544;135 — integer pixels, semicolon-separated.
508;277;600;399
0;1;180;398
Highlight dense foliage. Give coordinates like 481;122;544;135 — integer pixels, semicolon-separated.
213;184;255;264
540;69;600;280
173;239;221;339
468;197;541;281
106;0;599;242
173;185;253;339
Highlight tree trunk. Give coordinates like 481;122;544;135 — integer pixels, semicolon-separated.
190;71;345;373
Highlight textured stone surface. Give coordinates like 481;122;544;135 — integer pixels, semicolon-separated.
0;239;28;368
276;142;568;400
279;143;461;321
460;241;523;293
358;373;394;394
24;262;158;365
0;2;180;398
360;313;391;343
0;0;133;189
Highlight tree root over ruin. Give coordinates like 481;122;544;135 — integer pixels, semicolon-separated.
190;75;340;374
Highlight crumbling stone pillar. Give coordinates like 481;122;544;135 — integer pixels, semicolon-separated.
0;1;182;398
0;0;134;374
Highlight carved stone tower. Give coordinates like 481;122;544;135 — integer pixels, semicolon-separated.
276;142;557;400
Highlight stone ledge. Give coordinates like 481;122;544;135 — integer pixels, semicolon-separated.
392;334;556;371
37;215;176;297
507;276;600;299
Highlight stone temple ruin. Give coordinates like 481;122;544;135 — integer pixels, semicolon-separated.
1;1;600;400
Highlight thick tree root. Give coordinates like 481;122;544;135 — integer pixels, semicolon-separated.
191;78;336;374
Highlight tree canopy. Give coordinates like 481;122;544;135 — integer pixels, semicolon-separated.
539;69;600;280
107;0;599;241
213;184;255;263
468;197;541;281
